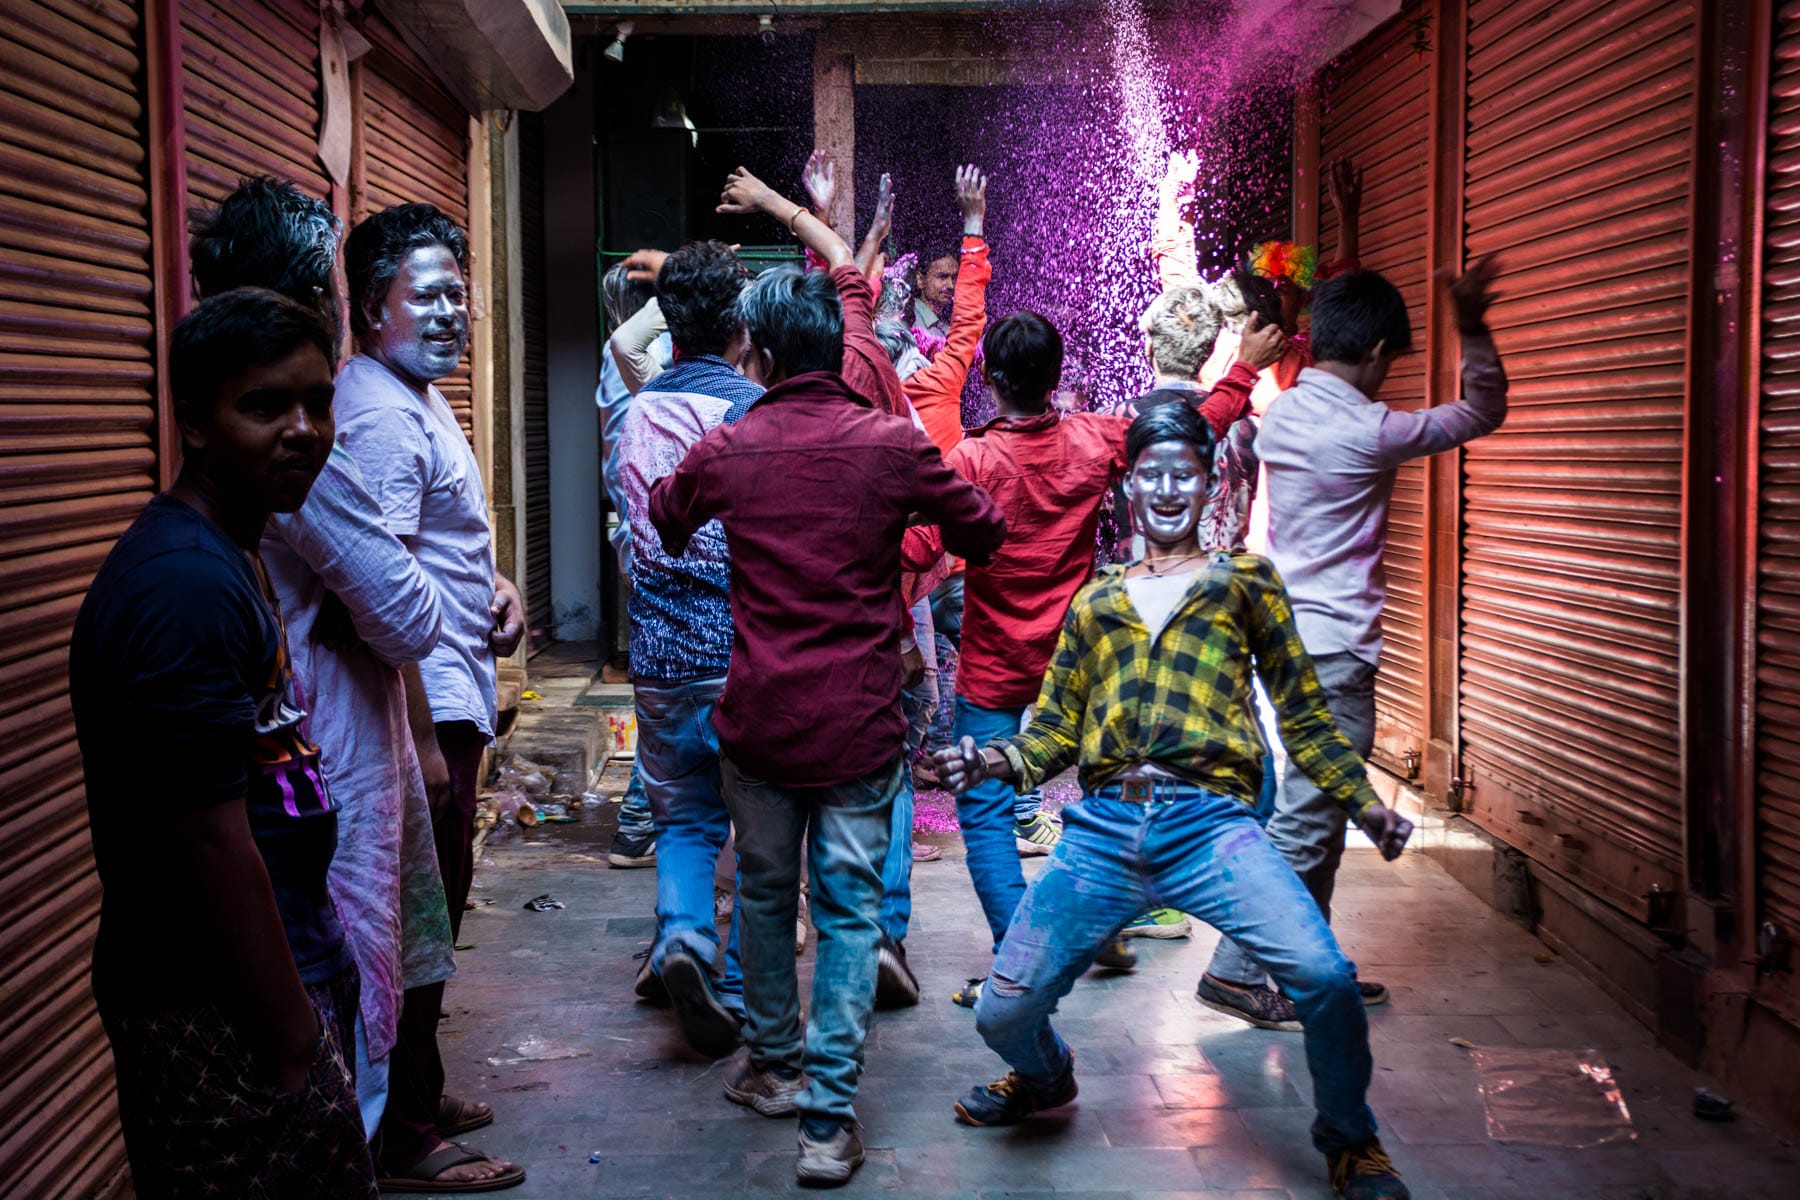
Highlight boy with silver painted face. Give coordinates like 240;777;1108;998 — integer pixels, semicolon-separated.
933;403;1415;1200
335;203;527;1192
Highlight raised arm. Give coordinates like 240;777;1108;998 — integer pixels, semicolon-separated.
1326;157;1363;267
855;172;894;282
1152;150;1202;291
904;165;993;454
1195;314;1285;437
720;160;854;270
609;258;669;396
1373;256;1508;468
647;426;726;560
906;427;1005;565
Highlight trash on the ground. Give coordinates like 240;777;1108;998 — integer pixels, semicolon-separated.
497;755;555;797
1469;1046;1635;1148
484;1035;592;1066
523;893;564;911
1447;1035;1478;1049
521;689;543;701
581;791;604;808
541;797;570;819
1693;1087;1735;1121
588;1153;600;1164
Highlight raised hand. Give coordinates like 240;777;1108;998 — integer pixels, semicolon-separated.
1327;157;1363;220
955;163;988;236
1160;149;1201;204
802;149;836;217
718;166;780;216
1437;254;1501;333
870;172;895;243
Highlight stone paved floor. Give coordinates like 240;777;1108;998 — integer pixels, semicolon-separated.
422;764;1800;1199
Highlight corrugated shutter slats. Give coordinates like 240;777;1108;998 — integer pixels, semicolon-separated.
520;112;551;634
1457;0;1694;919
358;8;475;445
1757;0;1800;1022
0;2;151;1194
1317;15;1432;770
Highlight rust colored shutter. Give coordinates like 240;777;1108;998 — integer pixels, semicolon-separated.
1457;0;1694;919
0;1;155;1194
357;8;476;445
181;0;328;206
520;112;551;637
1316;16;1432;774
1756;6;1800;1020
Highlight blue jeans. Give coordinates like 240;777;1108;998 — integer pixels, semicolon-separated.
973;782;1377;1153
1208;652;1376;988
616;761;656;841
880;598;938;944
635;676;742;1012
952;697;1043;949
721;754;901;1124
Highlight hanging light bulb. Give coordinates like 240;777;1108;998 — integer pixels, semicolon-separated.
604;20;632;63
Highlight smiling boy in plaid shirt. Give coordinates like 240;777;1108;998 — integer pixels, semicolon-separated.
933;402;1415;1200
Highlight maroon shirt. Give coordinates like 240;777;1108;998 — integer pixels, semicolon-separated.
650;370;1005;787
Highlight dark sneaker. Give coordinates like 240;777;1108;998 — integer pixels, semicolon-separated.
951;976;985;1009
875;936;921;1009
661;947;741;1058
722;1049;804;1117
1093;938;1138;970
608;831;656;868
1358;977;1390;1006
954;1061;1078;1126
1328;1137;1410;1199
1196;973;1302;1031
632;949;667;1005
795;1120;863;1187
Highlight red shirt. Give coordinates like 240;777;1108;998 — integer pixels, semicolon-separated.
650;371;1005;787
906;377;1257;709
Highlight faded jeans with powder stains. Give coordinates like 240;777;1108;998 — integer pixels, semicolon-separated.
971;781;1379;1153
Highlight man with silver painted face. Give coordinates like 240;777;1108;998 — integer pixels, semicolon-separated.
932;401;1417;1200
334;203;527;1193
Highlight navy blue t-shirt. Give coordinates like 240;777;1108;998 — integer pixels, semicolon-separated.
71;494;351;1013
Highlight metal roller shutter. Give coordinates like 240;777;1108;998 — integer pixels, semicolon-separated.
1316;15;1432;775
1458;0;1694;920
357;8;476;446
181;0;327;206
0;0;152;1193
1757;2;1800;1019
520;111;551;637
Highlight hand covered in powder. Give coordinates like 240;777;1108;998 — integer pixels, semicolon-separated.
802;149;836;216
956;163;987;236
490;574;525;657
1161;149;1201;204
1327;157;1363;223
1355;803;1414;862
870;172;895;242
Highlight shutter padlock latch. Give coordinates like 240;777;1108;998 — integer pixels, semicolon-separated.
1644;883;1677;930
1402;747;1421;780
1554;832;1587;854
1447;775;1466;811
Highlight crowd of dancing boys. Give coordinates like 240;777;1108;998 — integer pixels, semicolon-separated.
71;143;1506;1199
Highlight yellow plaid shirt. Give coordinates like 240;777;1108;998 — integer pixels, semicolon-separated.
998;553;1379;818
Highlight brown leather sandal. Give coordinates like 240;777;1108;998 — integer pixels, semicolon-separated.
378;1142;525;1193
436;1093;494;1137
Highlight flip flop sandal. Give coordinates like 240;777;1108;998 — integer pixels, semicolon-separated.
436;1094;494;1137
379;1142;525;1193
